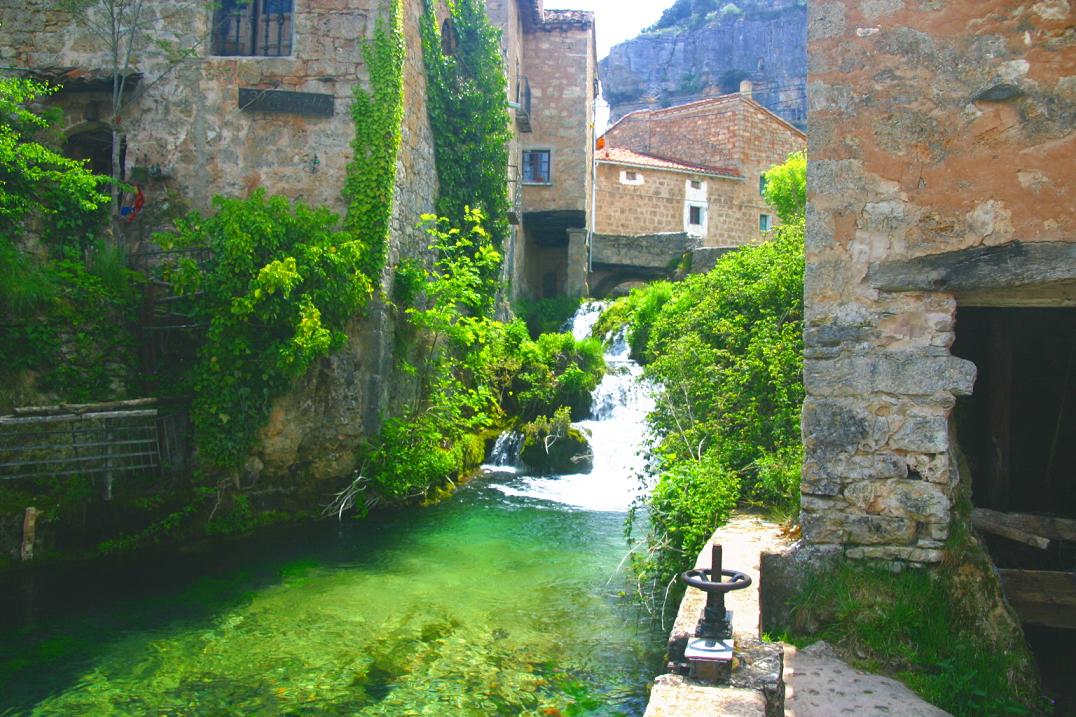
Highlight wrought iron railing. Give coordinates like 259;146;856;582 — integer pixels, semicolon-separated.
515;76;532;133
213;0;293;57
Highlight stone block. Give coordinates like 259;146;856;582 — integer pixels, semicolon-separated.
889;414;950;453
759;542;843;636
845;514;917;545
803;353;977;398
644;676;766;717
843;479;950;522
845;545;945;563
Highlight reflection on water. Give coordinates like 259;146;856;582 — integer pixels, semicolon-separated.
0;303;663;716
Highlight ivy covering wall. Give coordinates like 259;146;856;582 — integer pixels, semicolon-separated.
420;0;512;252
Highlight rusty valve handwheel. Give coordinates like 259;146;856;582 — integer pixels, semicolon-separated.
680;567;752;594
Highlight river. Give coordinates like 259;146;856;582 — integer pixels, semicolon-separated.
0;303;664;716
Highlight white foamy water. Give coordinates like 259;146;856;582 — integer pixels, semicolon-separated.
486;303;655;512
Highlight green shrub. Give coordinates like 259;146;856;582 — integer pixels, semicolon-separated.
590;281;674;361
514;295;582;338
159;190;373;468
520;406;592;475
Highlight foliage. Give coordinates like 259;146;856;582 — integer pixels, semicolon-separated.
0;79;109;252
590;281;675;360
622;153;807;590
784;561;1045;717
361;211;603;504
514;294;582;339
344;0;406;283
763;150;807;223
159;190;373;468
420;0;511;253
507;331;605;422
645;0;721;31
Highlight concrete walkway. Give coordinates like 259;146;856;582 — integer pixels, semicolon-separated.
643;513;953;716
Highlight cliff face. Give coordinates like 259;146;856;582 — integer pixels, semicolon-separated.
599;0;806;129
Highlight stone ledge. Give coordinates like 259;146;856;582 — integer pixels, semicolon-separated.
644;675;766;717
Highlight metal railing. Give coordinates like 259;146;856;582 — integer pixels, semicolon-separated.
0;400;190;494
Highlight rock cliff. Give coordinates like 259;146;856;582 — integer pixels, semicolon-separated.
599;0;806;129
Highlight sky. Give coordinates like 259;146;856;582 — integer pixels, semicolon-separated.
545;0;670;60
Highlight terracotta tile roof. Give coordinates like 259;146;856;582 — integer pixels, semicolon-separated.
597;147;742;179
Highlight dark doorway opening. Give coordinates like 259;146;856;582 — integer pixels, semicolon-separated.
952;306;1076;715
65;126;124;179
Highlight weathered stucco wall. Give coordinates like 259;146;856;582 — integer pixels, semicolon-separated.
803;0;1074;563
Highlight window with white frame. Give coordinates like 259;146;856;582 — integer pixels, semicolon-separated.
760;213;772;231
522;150;551;184
685;201;707;236
619;169;644;185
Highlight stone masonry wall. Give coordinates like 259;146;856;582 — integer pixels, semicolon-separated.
1;0;441;483
603;95;805;246
521;24;594;215
594;162;750;247
802;0;1074;563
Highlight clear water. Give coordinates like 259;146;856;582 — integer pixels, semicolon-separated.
0;304;663;716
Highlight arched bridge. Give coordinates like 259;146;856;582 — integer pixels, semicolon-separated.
589;232;698;298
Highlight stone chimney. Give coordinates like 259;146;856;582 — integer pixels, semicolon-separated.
739;79;753;98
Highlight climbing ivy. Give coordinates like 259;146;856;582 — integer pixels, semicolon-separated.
420;0;511;253
344;0;406;283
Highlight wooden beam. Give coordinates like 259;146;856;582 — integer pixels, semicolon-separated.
972;509;1051;549
998;569;1076;630
973;508;1076;542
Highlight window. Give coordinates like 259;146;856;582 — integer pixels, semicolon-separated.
620;169;644;185
522;150;551;184
759;175;768;197
213;0;294;57
685;201;707;236
760;214;772;231
690;180;702;190
626;171;638;181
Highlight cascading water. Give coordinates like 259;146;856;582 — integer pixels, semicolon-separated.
488;302;656;512
486;429;524;469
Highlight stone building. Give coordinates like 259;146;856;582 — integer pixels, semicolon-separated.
0;0;597;476
593;90;805;281
782;0;1076;675
801;0;1074;564
486;1;597;299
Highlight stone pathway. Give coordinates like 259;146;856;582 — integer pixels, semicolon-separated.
784;642;951;716
643;512;953;716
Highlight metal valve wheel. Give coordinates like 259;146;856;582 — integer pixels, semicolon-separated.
680;566;752;594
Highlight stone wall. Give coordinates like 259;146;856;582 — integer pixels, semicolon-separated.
521;22;594;215
602;95;805;246
802;0;1074;564
0;0;440;483
595;162;753;247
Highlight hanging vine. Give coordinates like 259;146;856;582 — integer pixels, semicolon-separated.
345;0;407;283
420;0;512;254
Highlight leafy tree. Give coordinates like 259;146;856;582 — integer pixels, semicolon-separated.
0;78;110;312
763;150;806;223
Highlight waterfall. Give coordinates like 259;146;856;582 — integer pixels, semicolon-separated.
488;302;655;512
487;430;524;470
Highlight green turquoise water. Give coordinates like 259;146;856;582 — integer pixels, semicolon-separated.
0;476;665;716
